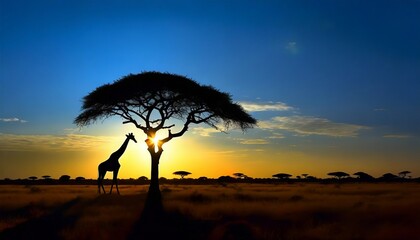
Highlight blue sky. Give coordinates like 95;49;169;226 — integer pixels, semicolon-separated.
1;0;419;179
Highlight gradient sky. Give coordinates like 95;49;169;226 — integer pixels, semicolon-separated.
1;0;419;180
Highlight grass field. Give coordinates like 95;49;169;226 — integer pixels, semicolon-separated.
1;183;419;239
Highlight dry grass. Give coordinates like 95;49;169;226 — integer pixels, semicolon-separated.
0;183;419;239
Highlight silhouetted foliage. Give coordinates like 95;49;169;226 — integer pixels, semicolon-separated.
306;176;317;180
28;176;37;181
198;176;208;181
59;175;71;182
398;171;411;178
75;176;85;181
353;172;374;181
74;71;256;201
138;176;148;181
218;176;235;182
302;173;309;178
173;171;191;179
381;173;398;181
233;173;251;179
42;175;51;180
272;173;292;179
233;173;245;179
327;172;349;179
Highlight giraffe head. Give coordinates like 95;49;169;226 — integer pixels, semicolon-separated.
126;133;137;143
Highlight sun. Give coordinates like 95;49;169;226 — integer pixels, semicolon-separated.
153;136;160;147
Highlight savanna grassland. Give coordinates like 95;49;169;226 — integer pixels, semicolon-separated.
0;183;419;240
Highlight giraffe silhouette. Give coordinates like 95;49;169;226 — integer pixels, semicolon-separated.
98;133;137;194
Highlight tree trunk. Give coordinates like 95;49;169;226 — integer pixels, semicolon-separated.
147;147;163;202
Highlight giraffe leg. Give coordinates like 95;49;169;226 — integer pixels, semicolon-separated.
98;170;102;194
109;178;114;194
98;170;106;194
114;169;120;195
101;179;106;194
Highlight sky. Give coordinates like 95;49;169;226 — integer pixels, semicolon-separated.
1;0;419;180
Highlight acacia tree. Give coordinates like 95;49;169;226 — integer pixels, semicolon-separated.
272;173;292;180
327;171;349;180
353;172;374;181
74;71;256;199
173;171;191;179
233;173;246;179
398;171;411;179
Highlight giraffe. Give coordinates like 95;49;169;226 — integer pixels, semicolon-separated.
98;133;137;194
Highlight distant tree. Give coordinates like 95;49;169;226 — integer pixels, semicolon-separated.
219;176;234;181
353;172;374;181
296;176;302;180
138;176;149;181
75;176;85;181
302;173;309;179
198;176;208;181
306;176;317;180
173;171;191;179
272;173;292;179
28;176;38;181
382;173;398;181
233;173;247;179
327;172;350;179
218;176;235;185
59;175;71;182
398;171;411;178
42;175;51;180
74;71;256;202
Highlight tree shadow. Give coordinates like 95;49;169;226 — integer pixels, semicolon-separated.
128;190;214;240
128;190;166;239
0;198;81;239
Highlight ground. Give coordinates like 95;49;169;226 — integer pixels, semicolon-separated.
0;183;419;239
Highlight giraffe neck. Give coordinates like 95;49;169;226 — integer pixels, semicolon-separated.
113;137;130;158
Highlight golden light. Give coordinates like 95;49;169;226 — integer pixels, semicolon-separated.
152;136;161;152
153;136;160;147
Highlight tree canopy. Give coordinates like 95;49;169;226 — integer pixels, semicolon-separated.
272;173;292;179
74;71;256;141
173;171;191;179
327;171;349;179
353;172;374;180
398;171;411;178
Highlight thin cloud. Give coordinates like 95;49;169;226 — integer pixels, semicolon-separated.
285;41;298;54
259;116;369;137
268;133;285;139
191;127;221;137
0;133;115;151
383;134;411;139
238;138;269;145
239;101;293;112
0;117;27;123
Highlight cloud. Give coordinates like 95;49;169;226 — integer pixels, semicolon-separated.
0;133;115;151
237;138;269;145
285;41;298;54
383;134;411;139
259;116;369;137
268;133;285;139
191;127;221;137
0;117;27;123
239;101;293;112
